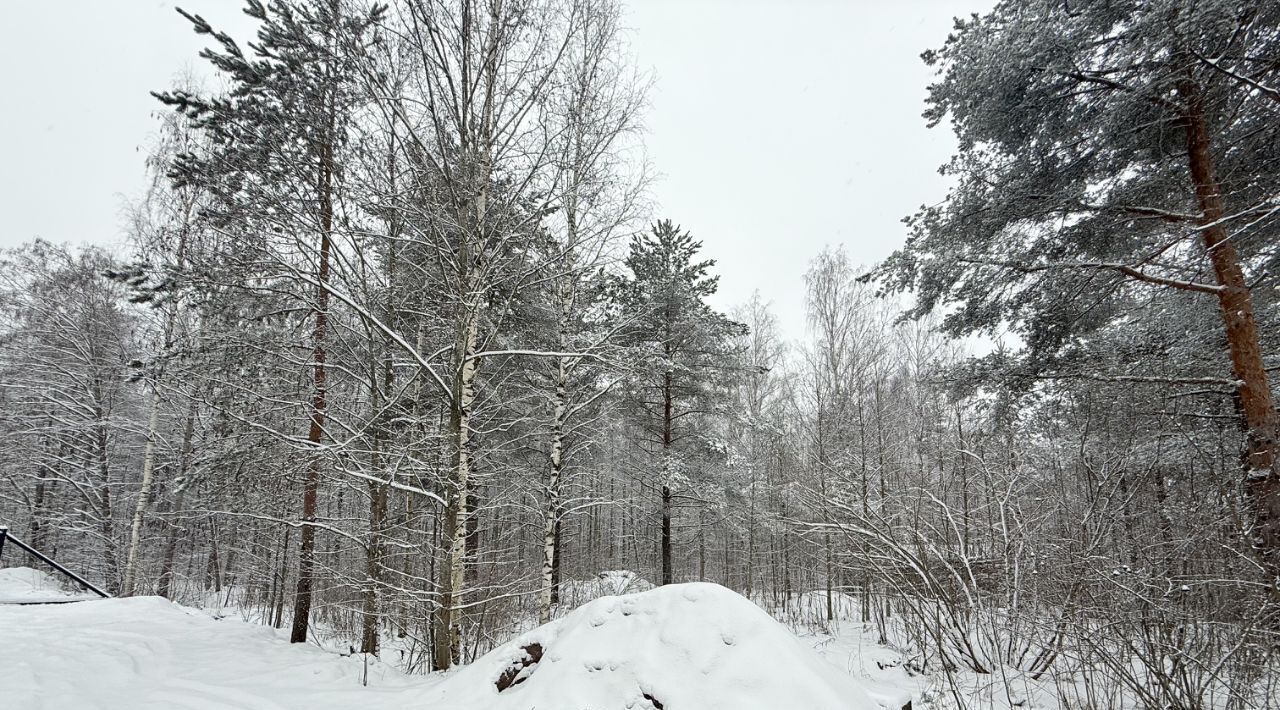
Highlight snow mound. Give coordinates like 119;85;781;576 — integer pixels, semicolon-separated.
424;582;885;710
0;565;95;603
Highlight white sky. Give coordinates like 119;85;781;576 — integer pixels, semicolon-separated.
0;0;991;338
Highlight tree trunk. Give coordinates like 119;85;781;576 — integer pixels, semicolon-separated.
1178;76;1280;570
122;388;163;597
361;123;402;657
362;403;388;655
30;471;48;553
361;378;392;655
539;355;568;624
206;519;222;594
551;518;562;605
661;368;674;586
157;401;198;600
816;403;834;623
93;410;121;595
698;510;706;581
290;132;334;644
433;316;480;671
361;475;387;655
271;526;290;628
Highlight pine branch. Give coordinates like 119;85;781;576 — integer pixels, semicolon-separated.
959;257;1225;295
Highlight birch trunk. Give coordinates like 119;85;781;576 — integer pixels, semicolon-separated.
539;354;569;624
121;389;162;596
432;316;480;669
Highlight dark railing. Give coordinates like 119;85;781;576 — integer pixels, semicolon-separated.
0;526;111;599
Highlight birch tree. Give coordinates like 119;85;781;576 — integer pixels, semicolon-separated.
0;243;137;594
363;0;596;669
157;0;384;642
530;0;646;623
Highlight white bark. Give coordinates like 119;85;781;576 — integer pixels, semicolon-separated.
121;387;162;597
539;354;568;624
436;315;480;667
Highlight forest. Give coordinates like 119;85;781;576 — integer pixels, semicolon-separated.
1;1;1278;708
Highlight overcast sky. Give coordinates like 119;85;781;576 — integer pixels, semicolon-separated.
0;0;990;338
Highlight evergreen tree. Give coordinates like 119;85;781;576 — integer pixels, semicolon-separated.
873;0;1280;578
155;0;384;643
617;220;744;585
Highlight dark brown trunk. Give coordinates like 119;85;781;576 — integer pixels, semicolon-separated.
155;488;186;600
206;521;222;594
697;509;706;581
290;126;334;643
272;526;292;629
221;544;237;592
94;416;120;595
361;370;392;655
362;132;401;656
30;478;47;552
465;488;482;565
661;369;673;586
361;477;386;654
1178;76;1280;569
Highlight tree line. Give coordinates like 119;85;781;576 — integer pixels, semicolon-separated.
1;0;1277;705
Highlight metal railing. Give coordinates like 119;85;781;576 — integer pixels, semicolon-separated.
0;526;111;599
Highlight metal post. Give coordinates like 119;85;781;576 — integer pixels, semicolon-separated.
0;527;111;598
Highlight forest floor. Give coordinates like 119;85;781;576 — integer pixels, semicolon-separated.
0;567;1054;709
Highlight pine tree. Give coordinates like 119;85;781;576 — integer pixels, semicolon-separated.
155;0;384;643
874;0;1280;579
617;220;744;585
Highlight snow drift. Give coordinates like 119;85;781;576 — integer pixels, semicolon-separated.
423;582;884;710
0;566;96;604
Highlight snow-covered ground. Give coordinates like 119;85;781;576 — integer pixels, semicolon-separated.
1;569;426;709
0;566;99;604
0;566;932;709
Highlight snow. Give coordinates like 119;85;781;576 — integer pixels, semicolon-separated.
0;586;425;709
420;582;887;710
0;566;98;604
1;570;909;709
555;569;654;609
802;626;922;709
